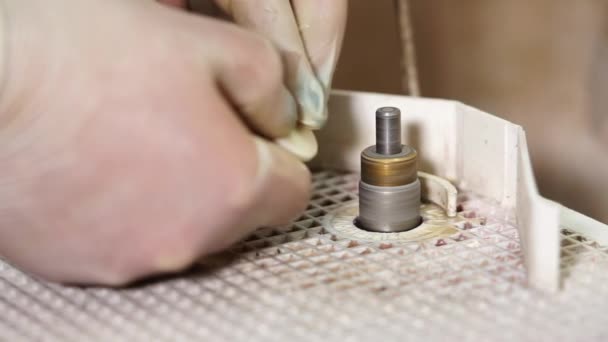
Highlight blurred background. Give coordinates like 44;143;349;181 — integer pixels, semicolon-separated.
333;0;608;224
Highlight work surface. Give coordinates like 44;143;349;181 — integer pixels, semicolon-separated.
1;171;607;341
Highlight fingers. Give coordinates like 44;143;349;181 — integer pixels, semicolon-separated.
148;132;311;277
194;135;311;256
157;1;299;138
213;0;327;129
0;0;313;286
156;2;326;160
143;85;311;272
248;136;311;226
202;21;299;138
291;0;348;92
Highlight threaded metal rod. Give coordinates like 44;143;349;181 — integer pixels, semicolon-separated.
375;107;402;155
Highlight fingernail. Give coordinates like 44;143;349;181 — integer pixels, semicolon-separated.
275;126;318;162
295;69;327;129
278;86;298;133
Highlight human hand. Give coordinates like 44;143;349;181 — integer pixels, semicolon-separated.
0;0;312;284
164;0;348;159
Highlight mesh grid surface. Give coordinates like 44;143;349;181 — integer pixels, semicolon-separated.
1;171;608;341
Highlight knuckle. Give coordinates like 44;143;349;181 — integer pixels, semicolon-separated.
234;34;283;92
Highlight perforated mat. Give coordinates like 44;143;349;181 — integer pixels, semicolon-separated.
1;171;607;341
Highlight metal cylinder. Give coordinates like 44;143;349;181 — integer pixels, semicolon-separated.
357;106;421;233
361;146;418;186
375;107;402;155
357;180;421;232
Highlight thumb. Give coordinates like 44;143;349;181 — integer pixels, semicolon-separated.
205;136;311;252
247;136;311;227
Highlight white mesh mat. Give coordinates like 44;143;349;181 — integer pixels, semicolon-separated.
1;171;607;341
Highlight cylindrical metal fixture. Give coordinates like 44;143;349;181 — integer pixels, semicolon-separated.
357;106;421;233
375;107;402;155
361;146;418;186
357;180;421;232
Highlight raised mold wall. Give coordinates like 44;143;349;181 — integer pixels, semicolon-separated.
316;91;458;183
319;90;519;205
456;104;519;208
318;90;563;290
